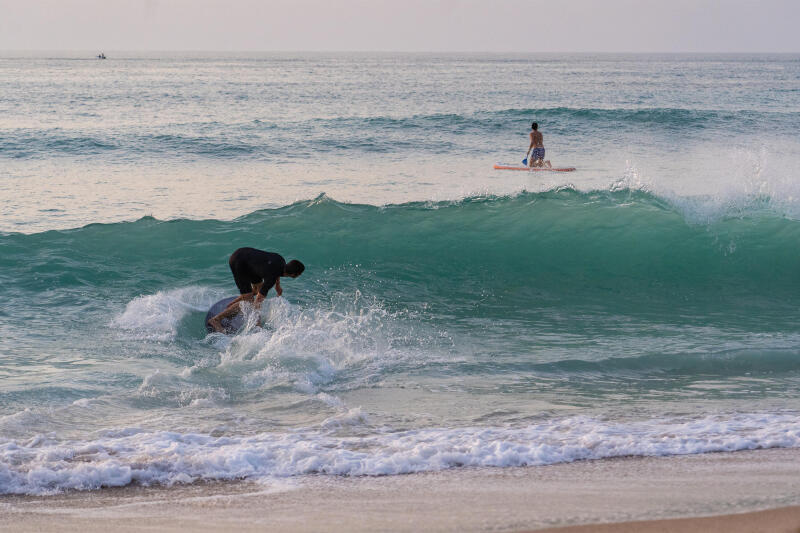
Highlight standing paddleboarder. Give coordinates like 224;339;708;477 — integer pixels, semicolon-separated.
208;247;304;333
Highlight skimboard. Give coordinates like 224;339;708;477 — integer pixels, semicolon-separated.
205;296;245;334
494;164;576;172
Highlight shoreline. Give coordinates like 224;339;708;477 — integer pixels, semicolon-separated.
2;448;800;532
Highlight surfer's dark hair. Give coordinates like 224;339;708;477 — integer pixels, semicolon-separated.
285;260;305;276
531;122;538;130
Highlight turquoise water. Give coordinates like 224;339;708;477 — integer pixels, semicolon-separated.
1;53;799;494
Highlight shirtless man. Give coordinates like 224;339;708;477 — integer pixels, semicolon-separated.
207;247;304;333
525;122;552;168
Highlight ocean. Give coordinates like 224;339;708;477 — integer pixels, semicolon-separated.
1;52;799;495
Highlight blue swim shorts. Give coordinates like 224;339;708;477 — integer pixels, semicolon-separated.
531;148;545;160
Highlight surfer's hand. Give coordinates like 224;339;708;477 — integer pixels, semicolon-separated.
275;279;282;297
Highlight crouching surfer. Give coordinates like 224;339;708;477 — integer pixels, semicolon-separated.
208;247;305;333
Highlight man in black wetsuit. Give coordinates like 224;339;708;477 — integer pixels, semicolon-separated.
208;247;305;333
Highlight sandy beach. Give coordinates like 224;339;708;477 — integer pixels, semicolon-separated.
2;448;799;532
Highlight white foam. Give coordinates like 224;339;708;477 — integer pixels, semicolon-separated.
319;407;369;429
315;392;346;408
630;140;800;223
111;286;219;341
609;161;651;194
222;292;434;393
136;369;229;407
1;412;798;495
114;287;444;404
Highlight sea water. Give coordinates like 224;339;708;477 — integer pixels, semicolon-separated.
1;52;799;494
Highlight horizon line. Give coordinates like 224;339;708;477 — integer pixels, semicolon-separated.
2;49;799;55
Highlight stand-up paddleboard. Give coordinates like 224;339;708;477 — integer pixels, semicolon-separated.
205;296;245;334
494;164;576;172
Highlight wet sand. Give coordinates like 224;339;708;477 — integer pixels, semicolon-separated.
2;448;799;532
537;506;800;532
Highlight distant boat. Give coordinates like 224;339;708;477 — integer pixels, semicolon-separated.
97;53;106;59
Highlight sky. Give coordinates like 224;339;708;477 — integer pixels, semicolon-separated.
0;0;797;53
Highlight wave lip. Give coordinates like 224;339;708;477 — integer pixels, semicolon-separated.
0;412;797;495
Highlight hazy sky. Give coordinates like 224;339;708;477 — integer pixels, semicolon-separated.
1;0;797;53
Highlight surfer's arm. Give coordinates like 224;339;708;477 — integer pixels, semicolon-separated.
274;278;282;297
254;277;277;306
223;294;247;310
525;135;535;158
254;293;265;308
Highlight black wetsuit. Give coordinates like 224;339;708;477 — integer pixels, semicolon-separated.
228;247;286;296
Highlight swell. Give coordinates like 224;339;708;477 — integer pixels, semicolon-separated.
433;349;800;377
3;107;797;159
491;107;799;128
2;190;799;320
